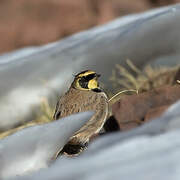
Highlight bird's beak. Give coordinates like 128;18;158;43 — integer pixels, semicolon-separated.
96;74;101;78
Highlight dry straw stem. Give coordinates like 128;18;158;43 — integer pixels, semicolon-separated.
108;89;138;107
108;89;138;117
0;121;43;139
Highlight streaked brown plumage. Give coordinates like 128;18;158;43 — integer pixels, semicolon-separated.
53;70;108;155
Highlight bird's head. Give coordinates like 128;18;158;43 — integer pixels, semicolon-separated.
72;70;101;92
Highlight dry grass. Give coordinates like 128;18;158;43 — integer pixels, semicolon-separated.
0;97;54;139
110;59;179;93
0;60;179;139
108;59;180;115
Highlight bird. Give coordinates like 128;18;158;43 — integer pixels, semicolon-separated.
53;70;109;155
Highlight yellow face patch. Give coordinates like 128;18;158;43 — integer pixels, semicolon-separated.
88;79;98;89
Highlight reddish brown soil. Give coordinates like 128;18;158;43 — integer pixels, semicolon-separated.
0;0;179;53
112;85;180;131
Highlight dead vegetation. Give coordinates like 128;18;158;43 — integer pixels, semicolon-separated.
0;60;179;139
110;59;179;92
109;60;180;131
0;97;54;139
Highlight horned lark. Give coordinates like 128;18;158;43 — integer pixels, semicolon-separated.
53;70;109;155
